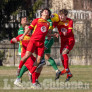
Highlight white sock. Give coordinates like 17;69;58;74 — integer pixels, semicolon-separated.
33;83;36;86
29;72;32;75
56;70;59;73
65;68;69;71
16;78;20;82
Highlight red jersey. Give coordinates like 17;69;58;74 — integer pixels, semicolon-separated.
10;34;35;69
28;18;50;42
16;34;31;51
10;34;31;53
53;18;74;42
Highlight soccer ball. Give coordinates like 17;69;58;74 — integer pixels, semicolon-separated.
51;13;59;22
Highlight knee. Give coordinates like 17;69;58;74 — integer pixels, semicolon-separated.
62;51;67;55
45;54;50;60
24;52;31;59
62;48;69;55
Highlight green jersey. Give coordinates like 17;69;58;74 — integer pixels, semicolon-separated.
18;26;24;55
45;18;53;40
44;18;54;54
18;26;24;35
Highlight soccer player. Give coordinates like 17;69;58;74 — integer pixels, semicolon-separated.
11;24;43;87
53;9;75;82
44;18;60;76
17;8;52;79
18;16;27;59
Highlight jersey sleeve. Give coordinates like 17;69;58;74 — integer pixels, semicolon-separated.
16;34;23;41
47;18;53;30
68;20;74;34
28;19;38;30
10;34;22;44
49;20;53;30
10;40;14;43
68;20;73;29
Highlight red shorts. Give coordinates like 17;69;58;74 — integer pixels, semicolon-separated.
24;55;36;71
60;39;75;54
21;52;36;71
27;39;44;57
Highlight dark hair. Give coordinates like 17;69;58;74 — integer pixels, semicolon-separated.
22;16;27;18
59;9;68;16
40;8;51;17
20;16;27;21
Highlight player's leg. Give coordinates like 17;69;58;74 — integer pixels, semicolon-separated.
17;51;32;77
36;66;43;85
17;40;36;75
61;40;75;75
62;49;73;82
27;54;36;81
37;57;46;69
18;51;32;69
55;48;70;80
61;48;70;74
59;41;75;81
19;55;21;60
17;65;28;79
60;54;72;81
31;67;43;89
45;38;59;71
29;55;42;75
61;55;65;68
44;38;60;79
14;65;28;87
45;53;61;80
29;42;44;75
45;37;54;49
45;53;59;72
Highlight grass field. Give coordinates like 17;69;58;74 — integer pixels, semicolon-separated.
0;65;92;92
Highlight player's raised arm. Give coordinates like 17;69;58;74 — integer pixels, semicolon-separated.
10;38;17;43
10;34;23;43
19;27;30;41
47;30;59;38
19;19;37;41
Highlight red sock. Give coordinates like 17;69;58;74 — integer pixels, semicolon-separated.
32;72;36;83
60;68;71;75
62;54;69;69
30;66;37;74
36;72;40;80
62;60;65;68
60;69;67;75
18;60;24;69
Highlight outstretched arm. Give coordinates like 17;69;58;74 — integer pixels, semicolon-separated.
19;19;37;41
47;29;59;38
10;38;17;43
19;28;30;41
10;34;22;43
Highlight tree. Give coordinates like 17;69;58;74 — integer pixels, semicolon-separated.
0;0;43;40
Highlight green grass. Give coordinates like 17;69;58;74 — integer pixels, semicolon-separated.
0;66;92;92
